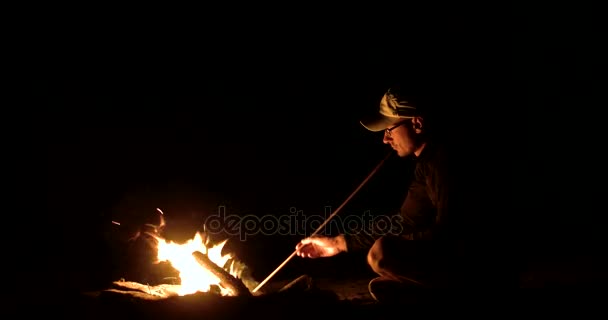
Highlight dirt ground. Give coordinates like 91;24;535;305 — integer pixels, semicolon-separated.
29;277;389;319
9;272;608;318
264;276;376;302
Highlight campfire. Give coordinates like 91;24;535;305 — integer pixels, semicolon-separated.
153;231;251;296
106;209;255;300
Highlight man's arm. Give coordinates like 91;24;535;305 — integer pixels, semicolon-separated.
342;212;412;252
342;229;377;252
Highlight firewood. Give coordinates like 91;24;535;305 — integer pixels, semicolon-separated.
192;251;252;297
103;288;166;300
108;280;180;298
279;274;313;293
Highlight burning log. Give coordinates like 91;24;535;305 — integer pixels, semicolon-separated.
192;251;252;297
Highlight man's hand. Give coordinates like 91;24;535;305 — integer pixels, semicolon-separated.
295;234;347;258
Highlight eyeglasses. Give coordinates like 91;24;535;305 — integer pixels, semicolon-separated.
385;121;408;137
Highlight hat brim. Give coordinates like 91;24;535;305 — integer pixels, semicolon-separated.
359;114;403;132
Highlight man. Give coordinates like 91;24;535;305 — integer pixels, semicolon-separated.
295;85;463;301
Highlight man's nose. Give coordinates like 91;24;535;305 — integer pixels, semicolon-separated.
382;132;392;144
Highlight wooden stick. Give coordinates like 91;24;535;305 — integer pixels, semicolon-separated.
192;251;252;297
252;150;393;293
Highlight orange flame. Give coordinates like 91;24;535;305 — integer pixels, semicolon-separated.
154;232;239;296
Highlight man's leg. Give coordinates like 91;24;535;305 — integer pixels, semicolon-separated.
367;235;437;286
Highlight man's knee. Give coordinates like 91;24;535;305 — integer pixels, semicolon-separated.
367;236;391;274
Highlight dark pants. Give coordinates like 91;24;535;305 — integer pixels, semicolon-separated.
367;235;457;287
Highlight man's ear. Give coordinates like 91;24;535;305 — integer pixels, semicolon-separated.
412;117;424;134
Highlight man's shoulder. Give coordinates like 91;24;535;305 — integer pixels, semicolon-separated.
416;138;471;186
413;141;448;182
418;139;451;166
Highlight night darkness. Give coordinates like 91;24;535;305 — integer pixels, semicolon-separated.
33;9;607;303
41;56;441;290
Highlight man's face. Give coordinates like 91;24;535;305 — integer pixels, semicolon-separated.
382;118;422;157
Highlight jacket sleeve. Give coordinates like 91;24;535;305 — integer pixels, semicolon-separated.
342;211;416;252
343;153;452;251
342;229;377;252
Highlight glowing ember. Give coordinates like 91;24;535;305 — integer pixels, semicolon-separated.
154;232;240;296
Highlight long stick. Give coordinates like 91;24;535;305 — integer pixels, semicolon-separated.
252;150;393;293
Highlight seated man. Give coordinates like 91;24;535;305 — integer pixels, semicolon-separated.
295;84;466;302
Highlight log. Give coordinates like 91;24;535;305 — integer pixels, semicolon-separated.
279;274;313;293
103;288;167;300
192;251;252;297
103;280;181;300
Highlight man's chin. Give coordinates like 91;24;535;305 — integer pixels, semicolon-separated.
395;149;412;158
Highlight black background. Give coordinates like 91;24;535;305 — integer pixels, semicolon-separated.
34;7;604;296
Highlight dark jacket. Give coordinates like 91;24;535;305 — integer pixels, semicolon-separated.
344;140;455;252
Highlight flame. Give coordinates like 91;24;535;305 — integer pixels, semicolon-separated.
154;232;238;296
